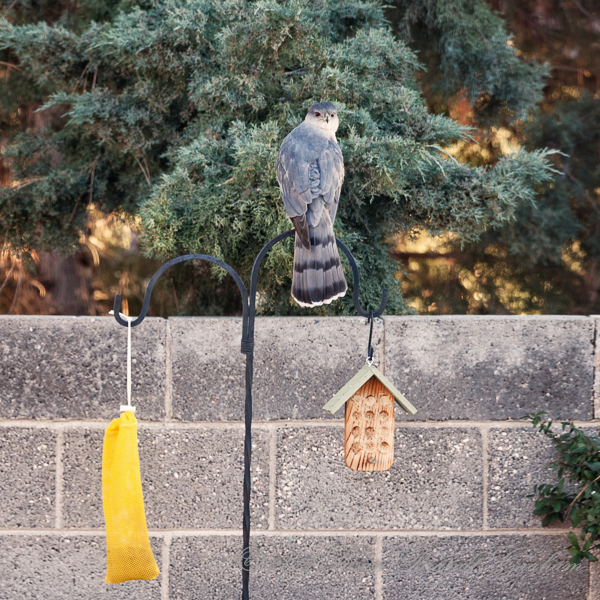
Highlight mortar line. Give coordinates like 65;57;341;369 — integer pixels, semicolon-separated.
3;418;599;430
162;532;172;600
374;535;383;600
0;527;576;537
591;547;600;600
481;426;489;530
268;424;277;530
54;427;64;529
165;319;173;422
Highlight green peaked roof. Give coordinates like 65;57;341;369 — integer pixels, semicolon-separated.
322;363;417;415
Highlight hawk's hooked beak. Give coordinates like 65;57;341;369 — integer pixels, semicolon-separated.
325;114;330;124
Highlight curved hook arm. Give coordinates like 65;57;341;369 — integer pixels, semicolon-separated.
336;239;388;318
249;230;295;315
112;253;250;336
112;231;387;332
249;229;388;321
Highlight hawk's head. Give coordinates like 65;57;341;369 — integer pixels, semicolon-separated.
305;102;339;134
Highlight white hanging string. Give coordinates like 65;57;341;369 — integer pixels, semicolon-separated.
125;317;133;411
109;310;136;414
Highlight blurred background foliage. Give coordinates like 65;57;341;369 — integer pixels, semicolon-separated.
389;0;600;314
0;0;598;317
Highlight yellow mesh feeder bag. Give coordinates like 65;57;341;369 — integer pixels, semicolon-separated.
102;316;159;584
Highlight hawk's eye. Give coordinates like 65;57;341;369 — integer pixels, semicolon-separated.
314;112;321;117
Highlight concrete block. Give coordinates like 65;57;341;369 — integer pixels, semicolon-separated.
0;316;166;420
62;426;270;529
0;535;162;599
385;316;594;421
276;426;482;530
170;316;383;421
488;428;560;528
169;535;376;599
383;534;588;599
0;428;55;528
488;426;600;529
62;428;104;529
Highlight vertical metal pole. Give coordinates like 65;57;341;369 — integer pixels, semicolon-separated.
241;347;253;599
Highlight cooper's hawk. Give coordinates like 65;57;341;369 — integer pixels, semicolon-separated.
276;101;348;307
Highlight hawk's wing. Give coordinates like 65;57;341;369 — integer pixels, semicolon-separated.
317;139;344;225
277;123;330;248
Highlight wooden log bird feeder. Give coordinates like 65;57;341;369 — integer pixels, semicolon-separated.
322;317;417;471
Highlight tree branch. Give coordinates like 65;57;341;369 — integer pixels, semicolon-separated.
7;255;22;314
0;61;21;71
71;60;92;93
568;0;600;26
216;176;235;187
0;259;16;296
134;155;151;187
9;177;43;190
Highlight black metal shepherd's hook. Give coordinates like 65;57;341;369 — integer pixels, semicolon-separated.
112;229;387;600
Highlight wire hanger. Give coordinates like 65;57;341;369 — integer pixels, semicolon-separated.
109;310;136;414
366;310;374;365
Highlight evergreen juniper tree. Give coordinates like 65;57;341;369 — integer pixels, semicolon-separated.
390;0;600;315
0;0;557;315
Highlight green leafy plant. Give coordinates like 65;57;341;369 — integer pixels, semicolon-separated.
523;411;600;565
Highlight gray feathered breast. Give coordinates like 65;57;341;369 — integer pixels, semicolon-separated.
276;122;345;238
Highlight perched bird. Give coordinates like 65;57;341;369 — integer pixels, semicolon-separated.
276;101;347;307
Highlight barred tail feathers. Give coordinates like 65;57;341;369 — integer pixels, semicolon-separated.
291;217;347;307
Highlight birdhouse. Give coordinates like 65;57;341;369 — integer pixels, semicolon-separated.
322;363;417;471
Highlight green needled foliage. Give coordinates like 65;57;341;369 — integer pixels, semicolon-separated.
0;0;555;315
394;0;549;125
524;412;600;565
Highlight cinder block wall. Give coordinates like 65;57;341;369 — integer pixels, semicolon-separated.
0;315;599;599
